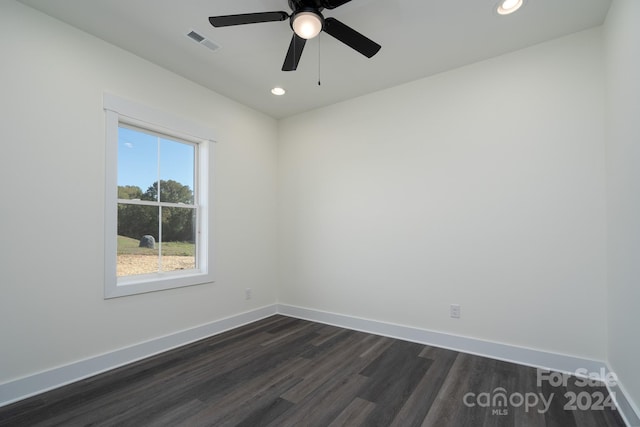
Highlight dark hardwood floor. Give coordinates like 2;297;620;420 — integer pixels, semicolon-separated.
0;315;625;426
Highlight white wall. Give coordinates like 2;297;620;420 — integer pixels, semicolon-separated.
0;1;278;384
278;28;608;360
604;0;640;416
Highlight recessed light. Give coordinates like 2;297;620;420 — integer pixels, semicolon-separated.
497;0;524;15
271;87;286;96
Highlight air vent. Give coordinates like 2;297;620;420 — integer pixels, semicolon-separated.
186;30;220;52
187;30;205;43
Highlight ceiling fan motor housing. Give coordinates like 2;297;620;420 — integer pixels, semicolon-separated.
289;0;354;9
289;0;323;12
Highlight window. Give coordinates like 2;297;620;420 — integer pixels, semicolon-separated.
104;94;215;298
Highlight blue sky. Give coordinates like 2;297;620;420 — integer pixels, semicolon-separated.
118;126;194;193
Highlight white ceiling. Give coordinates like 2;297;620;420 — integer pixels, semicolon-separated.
18;0;611;119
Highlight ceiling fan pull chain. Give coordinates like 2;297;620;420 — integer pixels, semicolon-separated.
318;34;322;86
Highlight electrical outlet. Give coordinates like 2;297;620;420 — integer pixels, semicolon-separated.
450;304;461;319
245;288;252;300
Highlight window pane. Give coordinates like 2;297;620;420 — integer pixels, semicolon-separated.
118;126;158;200
117;204;159;276
159;138;195;204
161;207;196;272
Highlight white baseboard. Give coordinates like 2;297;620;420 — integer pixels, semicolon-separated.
277;304;606;375
2;302;639;427
0;304;278;408
607;376;640;427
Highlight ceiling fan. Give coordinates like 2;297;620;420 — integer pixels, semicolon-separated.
209;0;381;71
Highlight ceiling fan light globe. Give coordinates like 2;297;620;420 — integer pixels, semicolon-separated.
293;12;323;39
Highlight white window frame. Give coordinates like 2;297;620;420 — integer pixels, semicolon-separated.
104;93;215;298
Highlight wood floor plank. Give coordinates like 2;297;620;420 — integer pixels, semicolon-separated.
421;353;490;427
125;398;207;427
0;315;625;427
269;373;370;427
389;346;458;427
480;359;519;427
541;377;580;427
358;340;433;426
359;335;394;359
299;328;354;359
511;364;547;427
175;356;309;426
259;321;318;347
234;397;295;427
188;332;316;403
310;324;348;346
327;397;376;427
280;331;381;404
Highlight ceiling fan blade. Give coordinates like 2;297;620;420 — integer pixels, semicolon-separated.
319;0;353;9
323;17;381;58
209;11;288;27
282;34;307;71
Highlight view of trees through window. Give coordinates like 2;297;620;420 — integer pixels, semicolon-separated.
117;125;197;277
